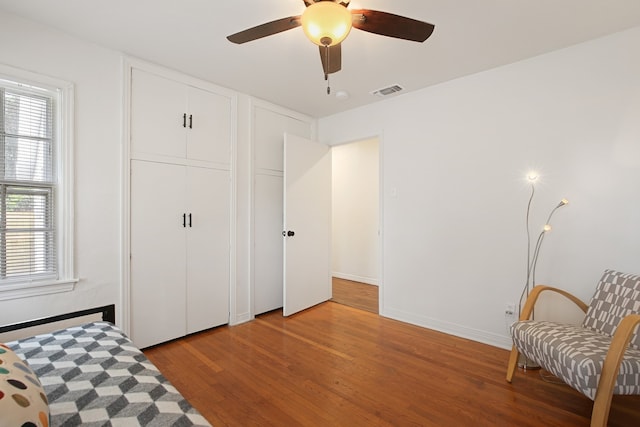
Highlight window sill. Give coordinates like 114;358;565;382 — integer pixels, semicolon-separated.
0;278;79;301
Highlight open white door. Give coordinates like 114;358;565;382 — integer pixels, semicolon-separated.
283;133;332;316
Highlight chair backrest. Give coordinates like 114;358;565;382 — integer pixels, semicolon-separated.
582;269;640;349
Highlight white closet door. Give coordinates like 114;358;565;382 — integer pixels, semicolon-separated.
131;69;187;159
252;106;313;315
130;160;187;348
186;166;230;333
187;86;231;165
283;134;332;316
254;173;284;314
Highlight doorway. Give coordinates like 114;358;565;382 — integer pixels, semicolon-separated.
330;137;380;313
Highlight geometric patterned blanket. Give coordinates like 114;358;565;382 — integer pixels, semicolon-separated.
7;322;211;426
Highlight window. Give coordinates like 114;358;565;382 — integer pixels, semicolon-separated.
0;66;75;300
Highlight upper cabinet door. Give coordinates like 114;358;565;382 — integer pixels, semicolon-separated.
131;69;187;159
131;68;232;164
254;106;312;172
187;86;231;165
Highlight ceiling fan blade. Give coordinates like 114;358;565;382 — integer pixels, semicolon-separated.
319;43;342;75
227;16;301;44
350;9;435;42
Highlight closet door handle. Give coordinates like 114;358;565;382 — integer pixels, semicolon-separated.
189;213;192;227
183;113;187;128
189;114;193;129
183;213;186;228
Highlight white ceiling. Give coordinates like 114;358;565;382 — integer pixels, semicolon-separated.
2;0;640;118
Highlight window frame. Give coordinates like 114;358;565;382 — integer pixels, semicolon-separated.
0;64;77;300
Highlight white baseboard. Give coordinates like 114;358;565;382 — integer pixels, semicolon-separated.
332;272;379;286
230;312;253;326
381;306;513;350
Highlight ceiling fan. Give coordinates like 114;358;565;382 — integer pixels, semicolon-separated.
227;0;435;92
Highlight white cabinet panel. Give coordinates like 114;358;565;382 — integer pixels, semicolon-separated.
252;105;313;316
130;160;187;348
131;68;231;165
187;86;231;165
131;69;187;159
254;174;283;314
186;167;230;334
254;107;312;172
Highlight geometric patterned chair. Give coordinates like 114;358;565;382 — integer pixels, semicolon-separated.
506;269;640;427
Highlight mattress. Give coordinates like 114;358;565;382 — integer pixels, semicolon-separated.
8;321;211;426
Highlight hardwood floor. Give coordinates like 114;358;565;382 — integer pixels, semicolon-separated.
331;277;378;313
144;302;640;426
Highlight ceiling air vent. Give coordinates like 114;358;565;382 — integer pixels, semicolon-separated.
371;84;404;97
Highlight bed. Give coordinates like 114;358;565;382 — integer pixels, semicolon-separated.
0;305;211;426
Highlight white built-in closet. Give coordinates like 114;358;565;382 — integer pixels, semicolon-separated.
252;102;314;315
129;67;234;348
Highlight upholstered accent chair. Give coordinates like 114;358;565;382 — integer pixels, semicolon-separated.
506;269;640;427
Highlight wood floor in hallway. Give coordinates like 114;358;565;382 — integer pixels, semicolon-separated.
331;277;378;313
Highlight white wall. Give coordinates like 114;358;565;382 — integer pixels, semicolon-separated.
0;11;122;326
332;138;379;285
318;26;640;349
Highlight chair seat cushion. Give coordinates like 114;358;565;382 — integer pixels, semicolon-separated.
511;320;640;400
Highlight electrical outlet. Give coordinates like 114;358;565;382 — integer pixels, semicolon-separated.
504;302;518;335
505;303;516;316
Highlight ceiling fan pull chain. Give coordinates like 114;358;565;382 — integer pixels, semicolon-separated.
325;45;331;95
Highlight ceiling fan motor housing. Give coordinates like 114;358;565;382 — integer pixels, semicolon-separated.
301;1;353;46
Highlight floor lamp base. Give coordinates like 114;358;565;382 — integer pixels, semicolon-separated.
517;353;541;370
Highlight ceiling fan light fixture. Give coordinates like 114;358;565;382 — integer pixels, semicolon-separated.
301;1;352;46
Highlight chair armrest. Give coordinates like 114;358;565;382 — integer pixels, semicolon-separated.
520;285;589;321
591;314;640;427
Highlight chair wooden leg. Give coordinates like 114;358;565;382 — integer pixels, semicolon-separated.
506;345;519;383
591;392;612;427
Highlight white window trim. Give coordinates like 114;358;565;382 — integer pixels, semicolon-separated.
0;63;78;301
